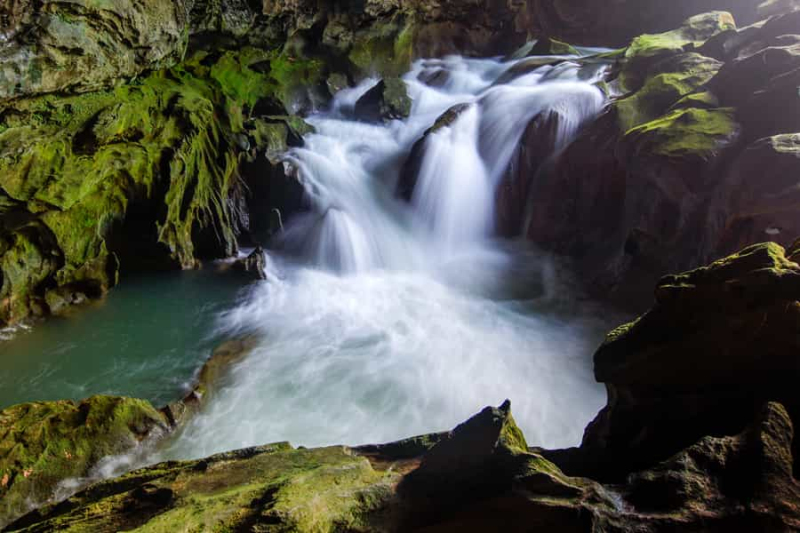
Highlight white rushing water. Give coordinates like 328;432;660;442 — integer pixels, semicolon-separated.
158;52;615;460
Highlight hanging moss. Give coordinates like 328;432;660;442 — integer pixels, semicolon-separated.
0;45;308;323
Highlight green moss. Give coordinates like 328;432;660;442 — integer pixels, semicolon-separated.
0;44;304;322
616;54;721;130
348;20;415;78
625;11;736;61
603;316;642;345
499;410;529;454
0;396;168;525
670;90;720;110
624;107;738;159
23;445;397;532
264;52;325;109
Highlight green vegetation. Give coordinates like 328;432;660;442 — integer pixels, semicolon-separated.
0;396;168;524
624;107;737;159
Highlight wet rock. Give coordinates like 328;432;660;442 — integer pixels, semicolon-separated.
494;56;567;84
0;396;170;527
496;111;563;236
230;247;267;281
354;78;412;122
529;37;580;56
396;103;473;201
326;72;350;95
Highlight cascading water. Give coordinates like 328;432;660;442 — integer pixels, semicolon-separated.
158;52;617;461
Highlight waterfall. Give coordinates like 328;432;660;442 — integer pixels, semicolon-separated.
157;52;617;461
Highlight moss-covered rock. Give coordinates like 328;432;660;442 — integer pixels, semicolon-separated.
0;0;187;102
12;394;800;532
528;37;580;56
621;107;738;162
0;45;309;324
616;53;722;130
354;78;412;122
579;242;800;480
0;396;169;527
625;11;736;62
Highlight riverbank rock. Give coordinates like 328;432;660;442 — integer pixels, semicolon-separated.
162;337;259;428
577;242;800;480
0;396;169;527
10;393;800;531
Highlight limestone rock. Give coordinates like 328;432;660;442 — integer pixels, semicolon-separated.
0;0;188;102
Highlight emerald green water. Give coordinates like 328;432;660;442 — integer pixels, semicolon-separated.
0;269;246;410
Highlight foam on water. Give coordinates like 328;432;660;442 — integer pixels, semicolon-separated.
158;53;617;459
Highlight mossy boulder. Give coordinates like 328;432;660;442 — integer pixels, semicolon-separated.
354;78;412;122
616;53;722;130
580;242;800;479
620;107;738;165
347;21;416;79
620;11;735;92
12;393;800;531
0;396;169;527
0;46;307;325
625;11;736;62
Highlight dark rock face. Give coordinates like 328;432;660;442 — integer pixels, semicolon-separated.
579;242;800;480
519;11;800;306
0;0;188;101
